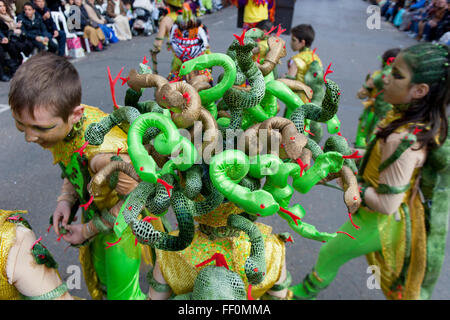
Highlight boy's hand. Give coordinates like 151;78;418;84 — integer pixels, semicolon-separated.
62;224;86;245
52;200;72;235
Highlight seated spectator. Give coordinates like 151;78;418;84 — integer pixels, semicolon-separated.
417;0;448;40
106;0;132;40
69;0;107;51
132;0;155;36
17;2;59;54
84;0;118;44
0;0;34;68
33;0;67;57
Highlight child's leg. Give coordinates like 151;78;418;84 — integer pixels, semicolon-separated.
291;209;382;299
91;231;146;300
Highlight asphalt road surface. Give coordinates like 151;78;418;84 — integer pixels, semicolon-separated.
0;0;448;300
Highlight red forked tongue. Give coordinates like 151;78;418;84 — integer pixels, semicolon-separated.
79;195;94;210
233;29;246;46
142;216;158;223
157;178;174;197
296;158;308;177
275;24;286;37
279;207;301;226
323;63;334;84
195;253;229;269
264;25;277;36
107;66;124;109
75;140;90;157
342;151;363;159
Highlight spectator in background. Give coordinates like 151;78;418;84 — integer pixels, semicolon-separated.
416;0;448;40
84;0;117;44
239;0;274;30
18;2;59;54
69;0;106;51
0;0;33;69
106;0;132;40
33;0;67;57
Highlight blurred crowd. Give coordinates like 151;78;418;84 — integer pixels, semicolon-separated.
366;0;450;44
0;0;229;81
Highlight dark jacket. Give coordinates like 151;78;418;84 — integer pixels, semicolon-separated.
35;6;58;34
17;13;52;40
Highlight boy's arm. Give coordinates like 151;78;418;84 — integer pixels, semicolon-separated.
285;58;298;79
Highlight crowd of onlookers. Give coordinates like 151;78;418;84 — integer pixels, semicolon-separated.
0;0;228;81
366;0;450;44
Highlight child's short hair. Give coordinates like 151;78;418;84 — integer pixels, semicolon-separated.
256;19;273;32
291;24;315;48
23;1;35;9
9;52;82;122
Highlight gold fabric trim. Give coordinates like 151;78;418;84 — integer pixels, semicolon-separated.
156;222;285;299
0;210;27;300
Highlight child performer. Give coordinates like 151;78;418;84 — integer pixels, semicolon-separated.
290;43;450;300
9;52;148;300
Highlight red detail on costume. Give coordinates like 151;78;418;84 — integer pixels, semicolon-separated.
183;92;191;104
105;237;122;249
117;147;122;156
303;126;315;136
260;204;265;209
31;236;43;249
248;284;254;300
348;212;360;230
38;254;45;259
336;231;355;239
279;207;301;226
256;213;261;217
79;195;94;211
276;24;286;37
128;206;133;211
143;216;158;222
162;95;166;100
338;92;341;96
286;235;293;242
296;158;308;177
195;253;229;269
57;234;63;242
120;76;130;86
107;66;124;109
313;72;317;77
74;140;89;157
412;127;423;135
337;132;348;141
323;63;334;84
311;48;317;61
233;30;246;46
254;268;258;272
342;151;363;159
135;238;138;246
140;166;144;171
373;89;384;99
142;56;149;64
157;178;174;197
7;215;20;221
264;25;277;36
353;196;358;201
386;57;395;66
47;225;52;233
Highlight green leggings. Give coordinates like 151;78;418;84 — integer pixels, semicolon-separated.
90;229;147;300
314;208;382;286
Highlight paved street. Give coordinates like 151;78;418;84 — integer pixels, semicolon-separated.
0;0;449;300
